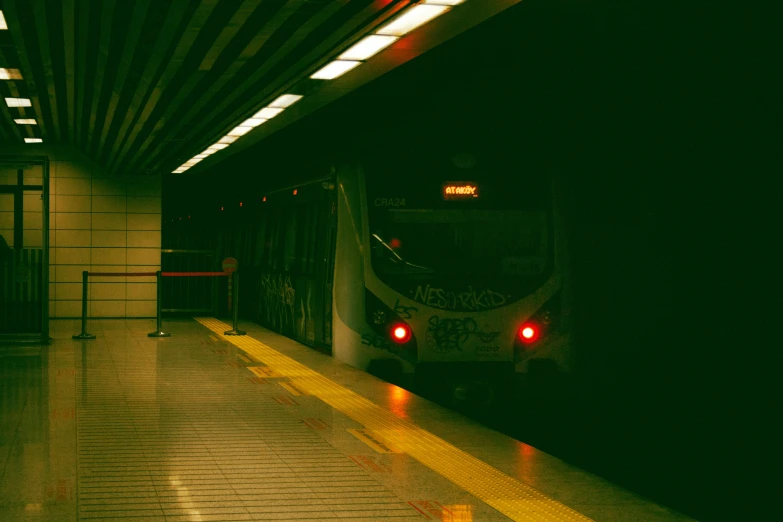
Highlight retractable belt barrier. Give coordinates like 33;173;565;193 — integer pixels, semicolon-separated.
72;270;245;340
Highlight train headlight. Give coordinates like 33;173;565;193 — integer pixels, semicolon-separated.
517;323;540;343
390;324;412;343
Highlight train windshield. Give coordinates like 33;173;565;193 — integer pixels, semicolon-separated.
363;151;554;309
370;209;547;278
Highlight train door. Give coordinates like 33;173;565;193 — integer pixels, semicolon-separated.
0;158;50;344
256;181;335;352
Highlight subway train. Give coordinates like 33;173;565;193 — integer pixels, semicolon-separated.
181;144;572;401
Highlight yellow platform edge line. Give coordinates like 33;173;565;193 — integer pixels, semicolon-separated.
195;317;594;522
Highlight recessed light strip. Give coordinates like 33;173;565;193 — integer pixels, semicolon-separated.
0;68;23;80
310;60;361;80
0;11;7;30
171;1;466;173
5;97;32;107
172;93;305;173
376;4;451;36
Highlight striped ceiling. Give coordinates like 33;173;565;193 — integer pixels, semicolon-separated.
0;0;437;176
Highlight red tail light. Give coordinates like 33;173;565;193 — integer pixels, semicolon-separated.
518;323;540;343
390;324;411;343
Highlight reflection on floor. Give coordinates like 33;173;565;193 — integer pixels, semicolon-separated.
0;318;694;521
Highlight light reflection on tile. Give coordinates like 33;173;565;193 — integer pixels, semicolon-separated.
0;319;694;522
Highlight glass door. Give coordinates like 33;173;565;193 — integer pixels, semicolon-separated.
0;159;49;343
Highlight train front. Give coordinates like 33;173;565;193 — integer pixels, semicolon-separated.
357;150;569;403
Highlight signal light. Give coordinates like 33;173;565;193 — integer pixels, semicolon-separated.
390;323;411;343
518;323;539;343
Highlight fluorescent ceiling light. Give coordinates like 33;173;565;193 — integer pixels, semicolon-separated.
241;117;267;127
14;119;37;124
311;60;361;80
209;143;229;150
227;125;252;136
0;11;7;30
425;0;466;5
0;68;23;80
193;154;207;159
376;4;450;36
5;97;32;107
173;168;187;173
339;35;398;61
218;136;238;144
253;107;283;119
201;148;217;155
268;94;302;108
25;138;43;143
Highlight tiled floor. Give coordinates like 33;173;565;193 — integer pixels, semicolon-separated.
0;319;694;521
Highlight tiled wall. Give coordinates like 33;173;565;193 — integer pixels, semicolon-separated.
0;145;161;318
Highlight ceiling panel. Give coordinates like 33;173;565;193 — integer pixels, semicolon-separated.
0;0;519;176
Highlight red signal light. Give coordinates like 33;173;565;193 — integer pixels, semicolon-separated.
390;324;411;343
390;238;401;248
518;323;539;343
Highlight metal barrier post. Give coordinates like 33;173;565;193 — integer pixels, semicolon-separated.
72;270;96;340
224;270;246;336
148;271;170;338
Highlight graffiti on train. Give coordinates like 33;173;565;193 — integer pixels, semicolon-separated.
361;332;417;363
412;284;508;311
393;299;418;319
425;316;500;353
259;273;295;330
361;333;391;349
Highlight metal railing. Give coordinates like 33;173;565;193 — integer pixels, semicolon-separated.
72;270;245;339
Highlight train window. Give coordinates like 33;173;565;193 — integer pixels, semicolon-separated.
283;207;298;272
253;220;269;267
370;209;547;277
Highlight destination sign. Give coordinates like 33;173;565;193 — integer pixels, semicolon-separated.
442;182;479;200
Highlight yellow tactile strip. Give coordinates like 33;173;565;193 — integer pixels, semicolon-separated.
196;318;594;522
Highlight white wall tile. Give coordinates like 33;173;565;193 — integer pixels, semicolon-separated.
90;301;126;318
54;247;90;265
91;248;126;265
23;230;44;248
92;178;127;196
54;283;82;300
92;231;126;247
56;265;90;283
126;283;157;300
127;231;160;248
127;248;160;266
127;214;160;231
54;195;90;213
90;283;126;300
23;212;42;229
56;178;92;195
55;301;82;318
91;213;126;230
24;194;44;212
126;301;156;317
54;213;91;230
0;211;13;228
55;161;92;178
56;230;90;247
92;196;126;213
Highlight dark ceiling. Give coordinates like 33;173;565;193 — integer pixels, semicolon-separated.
0;0;512;176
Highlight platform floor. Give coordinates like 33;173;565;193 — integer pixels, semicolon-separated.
0;318;694;522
